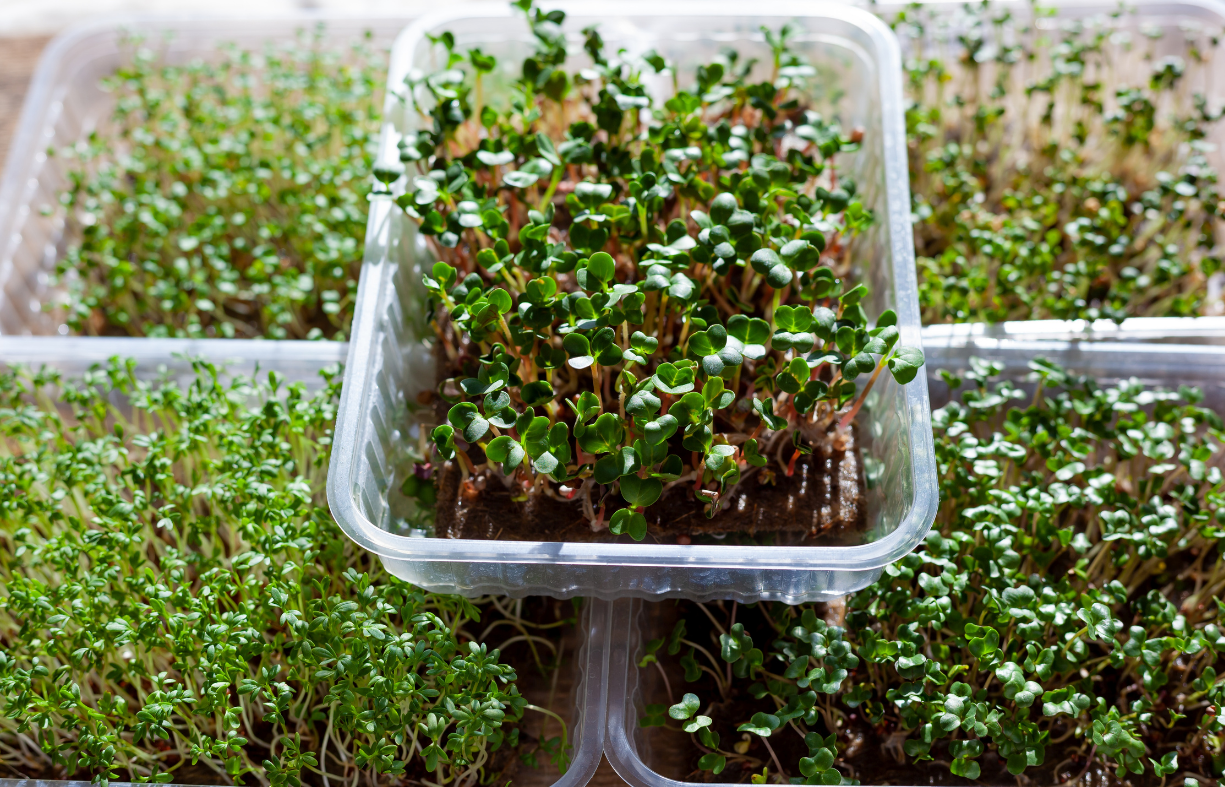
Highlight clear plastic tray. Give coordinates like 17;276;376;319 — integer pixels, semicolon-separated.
0;336;610;787
885;0;1225;328
0;11;414;338
922;334;1225;413
0;599;610;787
327;1;939;603
606;334;1225;783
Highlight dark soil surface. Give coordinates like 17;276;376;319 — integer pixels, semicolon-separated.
434;426;866;543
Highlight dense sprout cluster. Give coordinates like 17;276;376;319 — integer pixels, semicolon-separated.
53;30;383;339
646;360;1225;784
399;2;922;540
897;4;1225;323
0;363;572;787
18;2;1225;786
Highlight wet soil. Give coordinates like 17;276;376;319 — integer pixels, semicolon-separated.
433;426;866;543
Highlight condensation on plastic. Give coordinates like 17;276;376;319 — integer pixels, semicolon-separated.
606;333;1225;784
0;11;413;338
0;602;609;787
326;1;939;604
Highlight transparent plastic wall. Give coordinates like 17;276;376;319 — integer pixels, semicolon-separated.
327;2;938;603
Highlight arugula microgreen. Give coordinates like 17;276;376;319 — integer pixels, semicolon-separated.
894;4;1225;323
0;361;573;786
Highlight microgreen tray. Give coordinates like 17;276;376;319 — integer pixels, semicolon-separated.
327;1;938;603
922;316;1225;346
0;338;611;787
0;11;412;340
882;0;1225;328
0;599;610;787
605;332;1225;787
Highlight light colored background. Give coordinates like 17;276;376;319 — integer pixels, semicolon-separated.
0;0;442;36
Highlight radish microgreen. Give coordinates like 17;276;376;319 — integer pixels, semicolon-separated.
401;1;924;540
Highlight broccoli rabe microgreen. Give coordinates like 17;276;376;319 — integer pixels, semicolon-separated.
0;362;573;786
892;3;1225;323
644;359;1225;784
397;2;924;541
52;29;383;339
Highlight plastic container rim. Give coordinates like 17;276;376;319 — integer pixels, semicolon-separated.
327;1;940;573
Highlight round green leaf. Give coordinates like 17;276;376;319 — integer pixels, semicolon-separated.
485;435;526;471
587;252;616;283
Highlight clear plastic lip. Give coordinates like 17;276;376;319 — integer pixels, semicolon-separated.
326;0;940;600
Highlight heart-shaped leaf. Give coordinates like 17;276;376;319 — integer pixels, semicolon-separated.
652;362;695;394
630;331;659;356
626;388;662;417
520;380;555;407
887;346;925;385
485;435;526;472
503;170;541;189
644;414;679;445
669;693;701;720
595;446;640;484
447;402;490;443
563;333;594;369
609;508;649;540
522;416;553;458
737;712;780;737
575;180;613;207
619;474;663;508
476;149;515;167
586;251;616;283
577;412;624;454
726;315;770;359
774;305;812;333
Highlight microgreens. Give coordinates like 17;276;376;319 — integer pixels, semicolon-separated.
894;4;1225;323
645;358;1225;784
52;29;383;339
0;361;572;786
400;2;923;540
